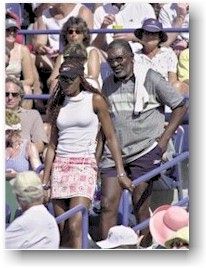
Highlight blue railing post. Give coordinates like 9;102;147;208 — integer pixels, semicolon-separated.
122;189;130;226
18;27;189;36
132;196;189;232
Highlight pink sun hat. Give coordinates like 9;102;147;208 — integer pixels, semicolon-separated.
149;205;189;246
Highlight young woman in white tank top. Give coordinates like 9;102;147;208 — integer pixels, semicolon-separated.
42;58;134;249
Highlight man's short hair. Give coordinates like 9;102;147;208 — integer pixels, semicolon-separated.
6;76;24;98
107;39;134;57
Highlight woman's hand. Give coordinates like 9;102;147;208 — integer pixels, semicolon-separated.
43;188;51;204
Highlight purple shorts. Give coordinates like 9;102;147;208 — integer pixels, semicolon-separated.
101;145;163;181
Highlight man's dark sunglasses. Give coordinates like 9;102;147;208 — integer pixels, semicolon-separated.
107;53;132;65
5;92;20;98
68;29;82;35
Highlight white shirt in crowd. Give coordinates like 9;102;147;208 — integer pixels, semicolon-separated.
93;3;156;52
158;3;189;42
5;205;60;249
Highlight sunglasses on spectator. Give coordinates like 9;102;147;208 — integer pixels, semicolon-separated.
6;27;18;33
68;29;82;35
5;92;20;98
59;75;77;83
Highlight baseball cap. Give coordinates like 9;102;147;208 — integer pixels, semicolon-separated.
96;225;138;249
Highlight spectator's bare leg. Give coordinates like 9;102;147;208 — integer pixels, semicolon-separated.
132;181;153;247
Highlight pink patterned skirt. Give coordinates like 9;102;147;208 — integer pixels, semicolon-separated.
51;155;98;200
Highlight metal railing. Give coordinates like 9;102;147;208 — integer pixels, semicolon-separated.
120;151;189;226
55;204;89;249
18;27;189;36
132;196;189;232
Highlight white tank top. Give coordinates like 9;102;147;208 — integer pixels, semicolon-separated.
42;4;83;50
56;91;99;156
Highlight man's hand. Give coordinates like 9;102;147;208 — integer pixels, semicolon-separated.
101;15;115;28
118;175;135;192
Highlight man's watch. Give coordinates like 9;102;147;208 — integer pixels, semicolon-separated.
42;184;50;190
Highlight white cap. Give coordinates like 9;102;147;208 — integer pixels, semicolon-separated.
13;171;43;203
96;225;138;249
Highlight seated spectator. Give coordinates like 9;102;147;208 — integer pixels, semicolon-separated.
33;3;93;75
149;204;189;249
48;17;101;92
5;109;43;181
6;5;24;45
164;226;189;249
178;48;189;85
134;18;189;96
96;225;142;249
92;3;156;54
158;3;189;56
6;17;34;109
5;171;60;249
26;3;52;47
6;77;48;153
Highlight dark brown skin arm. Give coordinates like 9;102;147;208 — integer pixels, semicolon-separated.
42;124;58;186
93;93;134;192
158;103;188;153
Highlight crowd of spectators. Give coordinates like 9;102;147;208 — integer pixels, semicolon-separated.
5;3;189;250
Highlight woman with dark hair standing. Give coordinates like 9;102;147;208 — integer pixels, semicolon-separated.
42;58;133;248
48;16;102;92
